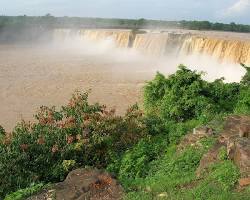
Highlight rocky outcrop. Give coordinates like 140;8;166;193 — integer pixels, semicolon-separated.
196;115;250;187
239;177;250;187
228;138;250;177
27;168;123;200
220;116;250;179
178;126;214;152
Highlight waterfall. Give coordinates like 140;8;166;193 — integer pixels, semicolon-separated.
181;36;250;64
53;29;250;65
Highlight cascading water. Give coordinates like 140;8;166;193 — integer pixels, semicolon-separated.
181;36;250;64
54;29;133;48
53;29;250;65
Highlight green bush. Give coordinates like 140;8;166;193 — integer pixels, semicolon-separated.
144;65;242;123
234;87;250;114
118;139;153;181
123;145;204;199
0;92;147;198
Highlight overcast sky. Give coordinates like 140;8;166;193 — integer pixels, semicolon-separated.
0;0;250;24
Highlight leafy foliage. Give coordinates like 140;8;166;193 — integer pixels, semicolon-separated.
123;143;242;200
0;92;147;198
234;87;250;114
144;65;244;122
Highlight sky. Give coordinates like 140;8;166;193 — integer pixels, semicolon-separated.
0;0;250;24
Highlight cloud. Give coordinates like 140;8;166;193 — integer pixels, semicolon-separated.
222;0;250;17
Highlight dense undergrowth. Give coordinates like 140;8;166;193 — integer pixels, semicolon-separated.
0;65;249;199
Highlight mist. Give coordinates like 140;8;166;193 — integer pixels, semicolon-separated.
0;29;247;131
51;34;245;82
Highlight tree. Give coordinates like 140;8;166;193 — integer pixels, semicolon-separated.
136;18;146;28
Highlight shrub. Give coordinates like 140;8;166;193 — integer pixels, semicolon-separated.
122;145;204;199
0;92;147;198
234;87;250;114
107;134;170;186
118;139;153;181
144;65;242;122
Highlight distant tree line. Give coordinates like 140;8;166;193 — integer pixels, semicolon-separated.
1;15;250;32
179;20;250;32
0;15;250;43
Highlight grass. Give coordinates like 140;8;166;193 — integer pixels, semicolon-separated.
4;183;51;200
122;137;246;200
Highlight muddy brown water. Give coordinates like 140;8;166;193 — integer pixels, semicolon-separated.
0;44;156;131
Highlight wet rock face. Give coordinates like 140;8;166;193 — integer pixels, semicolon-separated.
28;168;123;200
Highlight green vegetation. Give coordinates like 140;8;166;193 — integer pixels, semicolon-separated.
123;146;242;200
0;65;249;199
0;92;147;198
4;184;50;200
144;65;241;123
180;21;250;32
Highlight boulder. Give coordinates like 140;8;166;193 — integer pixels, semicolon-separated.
239;177;250;187
232;138;250;178
196;115;250;183
239;124;250;138
219;115;246;144
27;168;123;200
